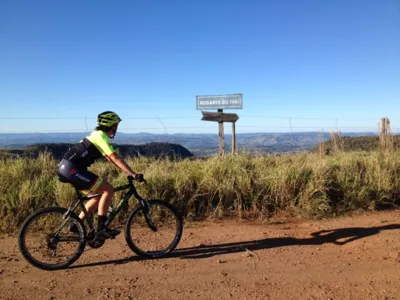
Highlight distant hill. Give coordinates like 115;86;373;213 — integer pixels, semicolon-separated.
0;142;194;160
1;135;398;159
311;135;400;153
0;132;383;155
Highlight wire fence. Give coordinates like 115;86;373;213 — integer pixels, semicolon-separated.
1;115;398;133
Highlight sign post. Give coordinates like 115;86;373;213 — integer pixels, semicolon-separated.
218;109;224;156
197;94;242;156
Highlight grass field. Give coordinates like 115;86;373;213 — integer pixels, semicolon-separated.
1;151;399;233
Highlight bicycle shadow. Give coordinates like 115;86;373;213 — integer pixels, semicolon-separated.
69;223;400;269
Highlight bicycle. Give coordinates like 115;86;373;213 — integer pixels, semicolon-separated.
18;175;183;271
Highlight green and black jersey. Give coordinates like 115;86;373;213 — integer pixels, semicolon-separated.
63;130;116;167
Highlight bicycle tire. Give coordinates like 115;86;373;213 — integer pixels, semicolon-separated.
125;200;183;258
18;207;86;270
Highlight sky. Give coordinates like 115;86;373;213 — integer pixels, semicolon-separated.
1;0;399;134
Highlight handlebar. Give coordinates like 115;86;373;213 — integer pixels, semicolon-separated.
128;174;147;185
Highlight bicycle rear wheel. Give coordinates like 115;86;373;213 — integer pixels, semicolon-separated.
18;207;86;270
125;200;183;258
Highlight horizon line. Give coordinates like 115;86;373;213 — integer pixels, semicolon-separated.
0;131;388;135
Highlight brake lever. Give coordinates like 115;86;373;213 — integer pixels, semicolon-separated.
127;175;146;184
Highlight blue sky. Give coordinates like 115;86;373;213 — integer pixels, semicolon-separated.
1;0;399;134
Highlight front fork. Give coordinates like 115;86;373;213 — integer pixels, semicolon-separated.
140;199;157;232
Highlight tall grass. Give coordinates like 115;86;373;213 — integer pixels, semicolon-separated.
1;151;400;233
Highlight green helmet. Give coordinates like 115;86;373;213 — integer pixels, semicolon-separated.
97;111;121;127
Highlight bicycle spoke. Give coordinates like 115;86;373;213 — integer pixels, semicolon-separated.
19;208;86;270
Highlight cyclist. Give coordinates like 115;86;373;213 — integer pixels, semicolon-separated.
56;111;143;239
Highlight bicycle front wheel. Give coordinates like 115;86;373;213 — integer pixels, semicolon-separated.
18;207;86;270
125;200;183;258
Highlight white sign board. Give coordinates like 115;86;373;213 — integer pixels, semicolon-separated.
196;94;243;110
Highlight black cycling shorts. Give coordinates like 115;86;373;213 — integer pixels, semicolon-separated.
56;159;103;193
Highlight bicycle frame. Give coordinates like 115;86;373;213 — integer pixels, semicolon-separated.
63;177;150;232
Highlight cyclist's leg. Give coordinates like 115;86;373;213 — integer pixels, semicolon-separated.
57;160;118;238
72;179;119;238
57;159;104;222
90;180;120;238
78;197;99;220
91;179;114;218
79;177;113;227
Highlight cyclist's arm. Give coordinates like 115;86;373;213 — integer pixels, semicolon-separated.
107;152;137;177
88;131;138;178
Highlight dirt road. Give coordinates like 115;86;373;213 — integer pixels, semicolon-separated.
1;211;400;300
